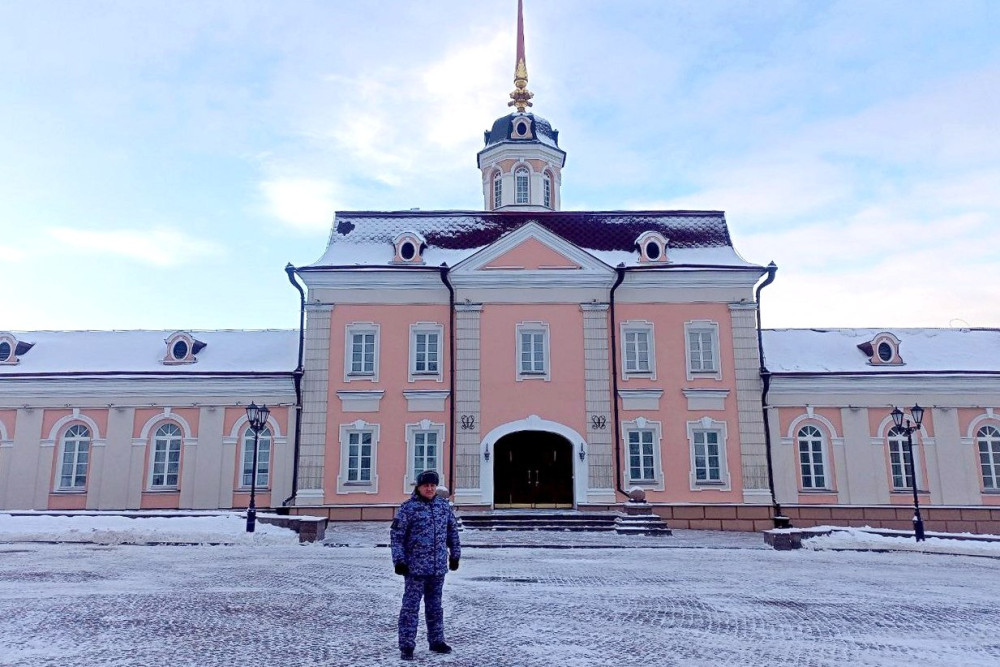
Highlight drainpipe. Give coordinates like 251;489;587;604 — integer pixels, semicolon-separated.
282;263;306;508
609;265;628;499
439;266;456;498
754;261;786;527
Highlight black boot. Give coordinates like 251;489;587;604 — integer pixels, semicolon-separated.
429;642;452;654
400;647;414;661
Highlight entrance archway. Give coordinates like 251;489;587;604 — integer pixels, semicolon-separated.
493;431;573;508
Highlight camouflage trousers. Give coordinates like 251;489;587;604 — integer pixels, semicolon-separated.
398;574;446;650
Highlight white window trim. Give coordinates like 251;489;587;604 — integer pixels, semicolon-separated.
514;166;530;205
408;322;445;383
56;423;92;491
337;420;380;494
515;321;550;381
403;419;446;491
492;170;502;209
795;424;831;491
620;320;655;380
238;426;273;490
344;322;380;383
621;417;664;491
684;320;722;381
974;423;1000;491
687;417;731;491
887;426;923;491
148;422;183;491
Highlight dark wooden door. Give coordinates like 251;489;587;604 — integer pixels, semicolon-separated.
494;431;573;508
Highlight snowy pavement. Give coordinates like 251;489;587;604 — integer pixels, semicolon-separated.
2;517;1000;666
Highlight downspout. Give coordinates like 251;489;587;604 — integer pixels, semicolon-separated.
609;265;628;498
282;263;306;508
754;261;786;527
439;266;456;497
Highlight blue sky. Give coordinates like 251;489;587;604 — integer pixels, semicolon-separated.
2;0;998;331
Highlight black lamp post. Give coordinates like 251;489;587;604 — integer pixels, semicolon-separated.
890;404;926;542
245;402;270;533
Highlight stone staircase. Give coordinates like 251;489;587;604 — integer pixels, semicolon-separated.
459;509;671;536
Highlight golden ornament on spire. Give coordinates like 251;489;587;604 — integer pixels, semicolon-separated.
508;0;534;112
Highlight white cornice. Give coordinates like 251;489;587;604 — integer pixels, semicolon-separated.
299;270;445;290
769;374;1000;396
0;376;296;402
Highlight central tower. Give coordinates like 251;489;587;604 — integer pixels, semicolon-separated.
477;0;566;211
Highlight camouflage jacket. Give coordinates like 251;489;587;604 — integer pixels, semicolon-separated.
390;492;461;576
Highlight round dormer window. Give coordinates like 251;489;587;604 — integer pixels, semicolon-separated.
645;241;661;260
0;341;10;362
516;120;528;135
400;241;416;261
877;341;893;362
172;339;189;361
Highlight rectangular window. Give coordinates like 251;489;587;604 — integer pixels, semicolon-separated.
520;331;545;374
797;427;826;489
515;171;529;204
412;431;439;479
693;430;723;483
980;435;1000;490
351;333;375;375
624;330;651;374
493;174;502;209
543;177;551;208
241;430;272;488
347;431;373;483
59;425;90;489
414;332;439;374
888;432;914;489
628;430;656;481
687;330;716;373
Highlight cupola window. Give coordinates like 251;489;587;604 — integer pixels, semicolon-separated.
543;172;552;208
515;167;529;204
392;231;427;265
163;331;205;365
857;332;903;366
493;171;502;209
635;231;670;263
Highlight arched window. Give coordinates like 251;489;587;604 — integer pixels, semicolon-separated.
241;426;272;488
515;167;529;204
58;424;91;489
543;172;552;208
492;171;502;209
977;425;1000;490
797;425;827;489
887;426;914;489
151;423;182;488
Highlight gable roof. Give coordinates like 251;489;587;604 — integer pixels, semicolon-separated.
762;328;1000;374
305;209;757;270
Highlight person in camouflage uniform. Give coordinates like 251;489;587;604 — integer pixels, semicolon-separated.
390;469;461;661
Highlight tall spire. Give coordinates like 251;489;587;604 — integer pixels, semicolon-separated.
508;0;534;112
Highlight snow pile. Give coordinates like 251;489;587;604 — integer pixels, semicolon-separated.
0;513;301;545
801;526;1000;558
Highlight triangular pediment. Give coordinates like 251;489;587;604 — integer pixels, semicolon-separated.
451;221;614;286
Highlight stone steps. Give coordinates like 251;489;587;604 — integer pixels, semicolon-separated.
460;509;671;535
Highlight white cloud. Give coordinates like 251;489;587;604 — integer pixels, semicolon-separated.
259;178;338;232
0;245;26;261
47;227;225;267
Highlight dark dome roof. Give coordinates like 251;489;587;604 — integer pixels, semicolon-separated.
482;112;562;150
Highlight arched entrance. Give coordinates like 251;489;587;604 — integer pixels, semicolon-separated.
493;431;574;508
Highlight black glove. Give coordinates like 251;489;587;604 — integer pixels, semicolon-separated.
394;562;409;576
448;558;459;571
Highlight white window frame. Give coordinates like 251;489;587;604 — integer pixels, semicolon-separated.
409;322;444;382
149;422;182;490
344;322;380;383
543;172;552;208
239;426;272;489
796;424;829;490
621;320;655;379
977;425;1000;491
337;420;380;494
492;170;502;209
684;320;721;380
57;423;91;490
687;417;731;490
515;167;529;204
404;419;446;489
516;321;550;381
621;417;664;491
887;426;918;490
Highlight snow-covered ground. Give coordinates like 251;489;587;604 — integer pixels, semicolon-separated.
2;514;1000;666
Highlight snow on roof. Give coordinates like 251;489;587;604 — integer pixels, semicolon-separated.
762;328;1000;374
1;330;298;375
307;210;759;269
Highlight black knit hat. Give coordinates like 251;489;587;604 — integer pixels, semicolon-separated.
416;470;440;486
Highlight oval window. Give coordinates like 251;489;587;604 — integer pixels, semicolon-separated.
516;121;528;135
0;341;10;362
400;241;416;261
645;241;661;260
172;340;189;360
877;341;893;362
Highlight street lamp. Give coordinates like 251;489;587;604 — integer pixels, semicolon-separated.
890;404;926;542
245;402;270;533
